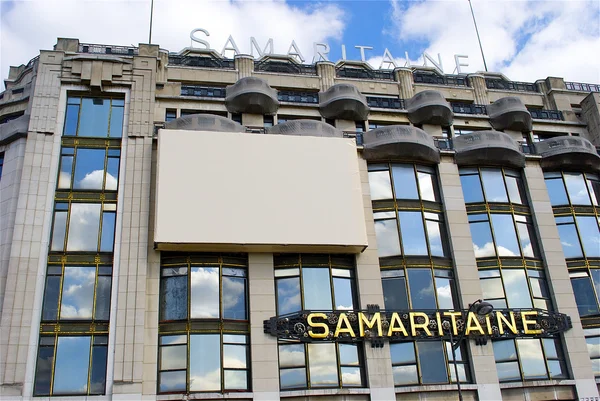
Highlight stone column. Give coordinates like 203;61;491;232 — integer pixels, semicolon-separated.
438;157;503;401
394;67;414;99
235;55;254;79
356;156;396;401
523;162;599;399
468;74;489;105
581;92;600;146
316;61;335;92
248;253;280;401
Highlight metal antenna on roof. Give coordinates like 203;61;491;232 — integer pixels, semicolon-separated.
149;0;155;44
468;0;488;72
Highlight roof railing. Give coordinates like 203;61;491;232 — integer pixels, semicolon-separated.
565;82;600;92
255;60;317;76
79;43;138;56
485;78;538;92
168;54;235;69
336;67;395;81
413;72;469;87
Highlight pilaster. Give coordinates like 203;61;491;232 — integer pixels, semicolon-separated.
394;67;414;99
468;74;489;105
235;55;254;79
316;61;336;92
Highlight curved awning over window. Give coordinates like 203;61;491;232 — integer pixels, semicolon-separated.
319;83;369;121
487;97;532;132
454;130;525;168
536;136;600;172
225;76;279;114
164;114;246;132
362;125;440;163
266;119;344;138
406;90;453;126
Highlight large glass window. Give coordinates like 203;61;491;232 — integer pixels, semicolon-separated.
493;338;566;382
33;335;108;396
569;269;600;317
274;254;364;390
58;146;120;191
544;172;600;207
460;167;526;205
158;254;249;394
584;328;600;377
479;268;551;310
467;213;539;259
64;97;124;138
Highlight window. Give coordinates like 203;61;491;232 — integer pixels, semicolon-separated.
0;152;3;180
57;146;120;191
368;121;394;130
231;113;242;124
165;109;177;122
460;167;526;205
544;172;600;207
64;97;124;138
158;254;249;393
493;338;566;382
479;268;551;310
274;254;364;390
263;115;274;128
569;270;600;317
34;335;108;396
584;328;600;377
468;213;539;259
555;215;600;259
355;121;365;133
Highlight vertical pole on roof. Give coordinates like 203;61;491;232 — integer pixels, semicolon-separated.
468;0;488;72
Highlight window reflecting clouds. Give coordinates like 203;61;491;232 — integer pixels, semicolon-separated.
493;338;565;382
479;269;550;310
64;96;124;138
468;213;539;259
460;167;526;205
368;163;439;203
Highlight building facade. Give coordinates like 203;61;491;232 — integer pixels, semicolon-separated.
0;37;599;401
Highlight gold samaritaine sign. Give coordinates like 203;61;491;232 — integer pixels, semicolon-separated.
263;307;571;346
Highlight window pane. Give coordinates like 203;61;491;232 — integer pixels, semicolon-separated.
224;370;247;390
493;339;517;360
50;211;67;251
105;157;119;191
481;277;505;299
33;345;54;395
469;219;496;258
435;277;455;309
190;334;221;391
571;277;600;316
588;177;600;206
496;361;520;382
557;223;583;258
333;277;354;310
382;277;408;310
505;175;524;204
79;98;110;137
426;219;445;257
503;269;533;308
390;342;415;364
160;344;186;370
575;216;600;257
517;339;547;380
586;337;600;359
339;344;360;365
95;276;111;321
60;266;95;319
375;219;401;257
398;212;428;255
58;155;73;189
548;360;566;379
224;344;247;369
302;268;333;310
159;370;186;393
417;171;437;202
223;276;247;320
67;203;101;251
341;367;362;386
491;214;520;256
530;277;549;300
42;276;60;321
160;275;188;321
89;344;108;394
449;363;467;383
368;171;393;200
277;277;301;315
545;178;568;206
393;365;418;385
517;222;537;258
191;267;219;318
407;269;436;309
280;368;307;389
481;169;508;202
279;344;305;368
416;341;447;383
109;104;124;138
63;104;79;136
460;174;484;203
564;173;591;205
542;338;558;359
100;212;115;252
53;336;91;394
392;165;418;200
308;343;338;387
592;269;600;305
73;148;105;190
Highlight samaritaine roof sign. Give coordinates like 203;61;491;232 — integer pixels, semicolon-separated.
263;305;572;348
190;28;471;74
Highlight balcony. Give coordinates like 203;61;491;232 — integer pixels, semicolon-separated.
413;72;468;87
225;77;279;114
79;43;138;56
362;125;440;163
535;136;600;172
277;91;319;104
168;54;235;69
527;108;564;121
336;66;395;81
487;97;532;132
366;96;405;110
255;59;317;76
318;83;369;121
181;85;226;98
451;102;487;115
405;90;453;126
565;82;600;92
454;130;526;168
485;78;538;93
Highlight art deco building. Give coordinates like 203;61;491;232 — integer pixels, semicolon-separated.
0;38;599;401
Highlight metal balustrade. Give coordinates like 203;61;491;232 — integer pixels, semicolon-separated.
485;78;538;92
528;109;564;121
366;96;405;109
336;67;395;81
277;91;319;104
79;43;138;56
565;82;600;92
451;103;487;115
168;55;235;69
255;60;317;75
413;72;468;86
181;86;227;98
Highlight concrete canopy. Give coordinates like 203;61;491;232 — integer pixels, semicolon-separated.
319;83;369;121
536;135;600;172
362;125;440;163
454;130;525;168
266;119;344;138
406;90;453;126
487;97;532;132
164;114;246;133
225;76;279;114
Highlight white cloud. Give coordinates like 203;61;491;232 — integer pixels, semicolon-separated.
386;0;600;82
1;0;346;86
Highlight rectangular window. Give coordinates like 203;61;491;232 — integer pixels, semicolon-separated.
584;328;600;377
165;109;177;122
460;167;526;205
0;152;4;180
64;97;124;138
479;268;550;310
58;146;120;191
33;335;108;396
263;115;274;128
493;338;566;382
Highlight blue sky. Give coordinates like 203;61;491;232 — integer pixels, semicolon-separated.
1;0;599;87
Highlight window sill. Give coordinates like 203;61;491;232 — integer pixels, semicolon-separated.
395;384;478;393
280;388;370;398
499;379;576;389
157;392;253;400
